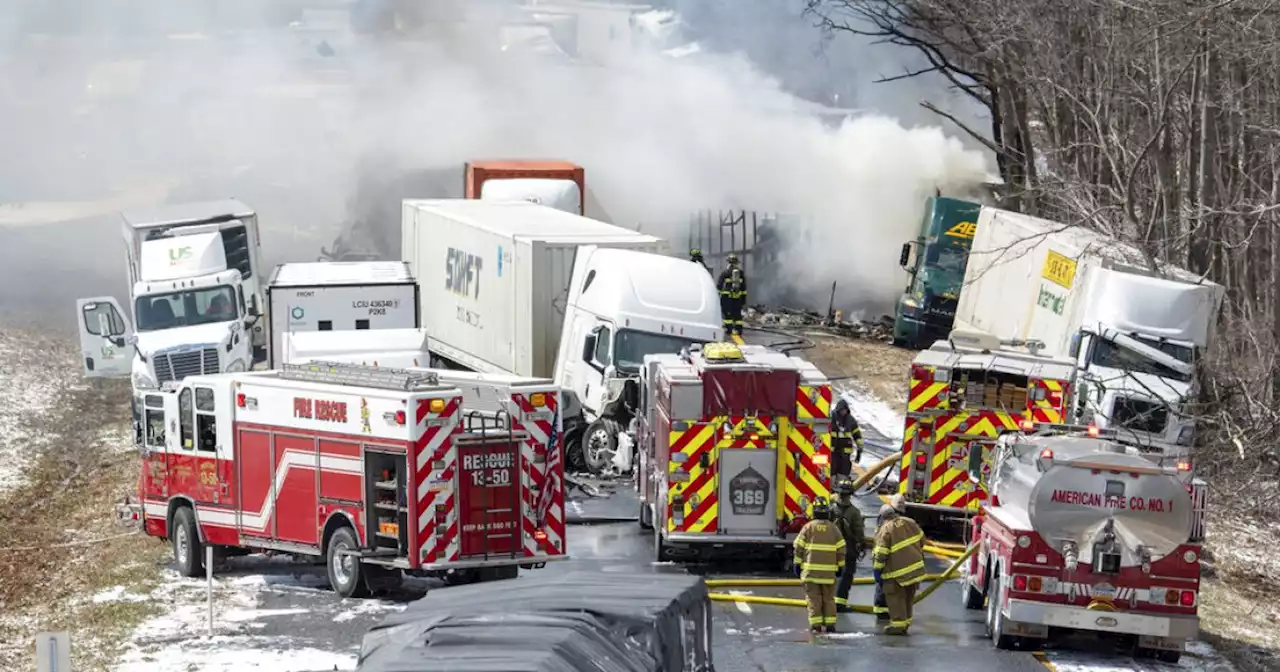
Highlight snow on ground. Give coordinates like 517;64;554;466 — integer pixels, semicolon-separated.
0;330;75;494
1046;640;1237;671
111;557;409;672
837;384;905;444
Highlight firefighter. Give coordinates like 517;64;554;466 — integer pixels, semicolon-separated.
872;495;926;635
689;248;712;274
716;254;747;335
831;478;865;613
830;398;864;478
793;498;845;634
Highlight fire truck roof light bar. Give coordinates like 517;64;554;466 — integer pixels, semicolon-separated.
279;361;441;391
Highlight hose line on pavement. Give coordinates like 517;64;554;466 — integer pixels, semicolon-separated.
706;542;979;610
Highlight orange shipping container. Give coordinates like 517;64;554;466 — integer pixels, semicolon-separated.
464;160;586;215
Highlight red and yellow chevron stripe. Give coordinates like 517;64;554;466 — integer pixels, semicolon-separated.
666;421;718;533
789;384;832;518
1026;378;1070;424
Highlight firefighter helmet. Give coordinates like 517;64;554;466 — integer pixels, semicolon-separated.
833;477;855;496
726;253;740;265
690;247;703;257
811;498;832;519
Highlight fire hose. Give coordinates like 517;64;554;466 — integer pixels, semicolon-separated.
706;541;978;612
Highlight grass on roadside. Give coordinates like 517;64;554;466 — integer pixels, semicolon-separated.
0;370;168;671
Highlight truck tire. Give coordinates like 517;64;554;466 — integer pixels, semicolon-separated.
325;527;370;599
171;506;205;578
986;572;1018;650
639;501;653;531
654;527;669;562
583;419;618;475
961;577;984;610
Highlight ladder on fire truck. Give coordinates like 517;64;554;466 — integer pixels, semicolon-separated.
280;361;442;390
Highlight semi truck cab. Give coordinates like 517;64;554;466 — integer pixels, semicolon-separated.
893;196;982;348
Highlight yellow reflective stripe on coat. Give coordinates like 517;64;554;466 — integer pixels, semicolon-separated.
889;532;923;554
802;577;836;585
883;560;925;580
801;562;841;573
804;541;845;552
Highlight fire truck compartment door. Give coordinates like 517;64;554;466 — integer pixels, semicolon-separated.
457;439;522;558
718;448;777;535
76;296;135;378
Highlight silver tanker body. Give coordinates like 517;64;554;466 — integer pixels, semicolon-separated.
989;434;1193;567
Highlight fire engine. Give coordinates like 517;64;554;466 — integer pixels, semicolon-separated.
636;342;835;562
117;361;567;597
899;331;1076;526
962;422;1206;662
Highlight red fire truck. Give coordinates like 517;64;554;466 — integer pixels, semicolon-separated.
117;361;567;597
636;342;835;563
963;422;1205;662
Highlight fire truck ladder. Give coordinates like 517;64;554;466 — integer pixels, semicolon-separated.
280;361;442;390
459;409;522;562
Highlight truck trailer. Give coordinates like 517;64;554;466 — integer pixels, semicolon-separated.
964;424;1205;662
401;199;723;474
266;261;420;367
955;208;1225;454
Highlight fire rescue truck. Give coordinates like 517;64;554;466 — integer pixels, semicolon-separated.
116;361;567;598
962;422;1206;662
636;342;835;563
899;331;1077;526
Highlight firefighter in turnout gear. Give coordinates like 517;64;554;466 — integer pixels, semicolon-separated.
831;479;866;613
689;248;712;274
830;398;864;478
793;499;846;634
873;495;926;635
717;254;747;335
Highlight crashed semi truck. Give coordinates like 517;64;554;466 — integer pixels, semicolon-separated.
637;341;835;564
964;424;1205;662
401;199;723;474
77;200;267;393
117;361;567;597
955;207;1225;455
893;196;982;348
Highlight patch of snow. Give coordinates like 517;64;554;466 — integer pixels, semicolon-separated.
331;599;403;624
0;331;74;494
92;586;150;604
116;638;356;672
1046;640;1238;671
838;385;905;443
824;631;873;640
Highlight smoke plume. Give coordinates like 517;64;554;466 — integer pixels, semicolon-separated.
0;0;992;321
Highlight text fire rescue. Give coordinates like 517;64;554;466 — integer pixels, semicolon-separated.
294;397;348;423
1050;489;1176;513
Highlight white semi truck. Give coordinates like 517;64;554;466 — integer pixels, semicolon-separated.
955;207;1225;455
76;200;268;388
399;199;723;474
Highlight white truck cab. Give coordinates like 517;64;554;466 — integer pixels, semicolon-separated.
555;246;722;474
77;231;255;390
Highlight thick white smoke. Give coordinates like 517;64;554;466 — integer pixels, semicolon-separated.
0;0;992;320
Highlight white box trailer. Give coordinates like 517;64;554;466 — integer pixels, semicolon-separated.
401;199;667;378
956;206;1224;451
266;261;420;367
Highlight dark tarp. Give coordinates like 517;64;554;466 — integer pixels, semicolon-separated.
357;571;713;672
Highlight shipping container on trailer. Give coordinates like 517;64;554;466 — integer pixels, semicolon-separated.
465;160;587;216
116;361;567;598
638;342;835;564
267;261;420;367
401;199;666;377
963;424;1205;663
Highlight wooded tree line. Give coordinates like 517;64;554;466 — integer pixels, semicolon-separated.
809;0;1280;510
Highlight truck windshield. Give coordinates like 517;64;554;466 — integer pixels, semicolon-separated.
921;243;967;296
614;329;701;373
135;285;239;332
1128;334;1195;365
1090;337;1193;383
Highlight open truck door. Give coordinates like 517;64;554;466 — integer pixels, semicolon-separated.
76;296;134;377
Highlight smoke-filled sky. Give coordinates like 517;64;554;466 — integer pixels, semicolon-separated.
0;0;993;320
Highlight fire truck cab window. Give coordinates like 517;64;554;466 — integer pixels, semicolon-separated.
179;389;194;450
82;301;126;336
145;407;166;448
194;386;217;452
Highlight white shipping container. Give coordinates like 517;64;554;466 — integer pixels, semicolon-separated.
267;261;420;367
402;199;667;377
956;208;1221;356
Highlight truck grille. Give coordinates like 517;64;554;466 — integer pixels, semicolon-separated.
1112;397;1169;435
926;295;957;318
154;348;220;384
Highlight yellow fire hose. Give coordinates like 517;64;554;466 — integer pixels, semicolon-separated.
846;449;969;559
707;542;978;611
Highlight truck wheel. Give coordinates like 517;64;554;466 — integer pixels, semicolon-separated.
639;502;653;531
986;573;1018;650
961;577;984;610
443;569;479;586
325;527;370;599
654;528;669;562
363;566;404;596
583;420;618;475
171;506;205;578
